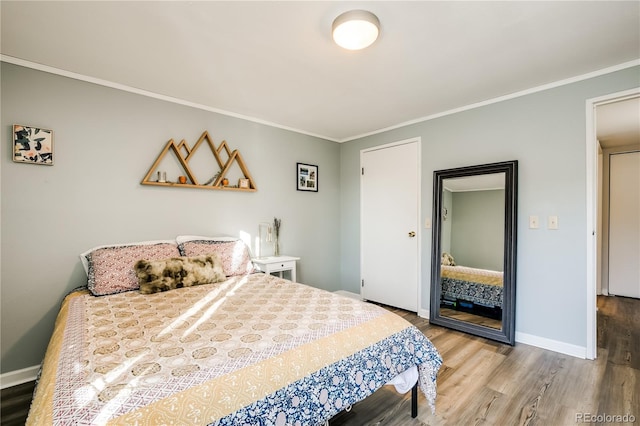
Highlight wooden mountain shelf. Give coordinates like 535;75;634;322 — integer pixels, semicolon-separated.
141;131;257;192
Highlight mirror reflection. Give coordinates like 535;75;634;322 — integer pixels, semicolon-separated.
430;160;517;345
439;173;505;330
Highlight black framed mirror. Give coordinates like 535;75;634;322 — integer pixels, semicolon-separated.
430;160;517;345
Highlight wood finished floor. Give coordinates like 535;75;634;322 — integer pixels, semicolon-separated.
439;307;502;330
333;295;639;425
2;295;637;426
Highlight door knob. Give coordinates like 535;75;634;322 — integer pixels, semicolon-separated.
408;231;416;237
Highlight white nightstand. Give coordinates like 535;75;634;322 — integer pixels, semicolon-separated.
252;256;300;282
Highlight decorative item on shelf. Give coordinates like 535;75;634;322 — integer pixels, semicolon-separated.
273;217;281;256
296;163;318;192
204;171;220;186
13;124;54;165
178;175;187;184
257;222;273;258
157;171;167;183
239;178;250;189
140;131;257;191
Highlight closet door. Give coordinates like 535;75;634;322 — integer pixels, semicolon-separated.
360;140;419;312
609;151;640;298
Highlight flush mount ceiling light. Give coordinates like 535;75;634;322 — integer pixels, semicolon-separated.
332;10;380;50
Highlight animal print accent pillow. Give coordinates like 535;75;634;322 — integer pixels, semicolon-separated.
441;252;456;266
134;255;226;294
84;242;180;296
177;236;255;277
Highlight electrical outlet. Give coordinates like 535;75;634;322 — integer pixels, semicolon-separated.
529;215;539;229
548;216;559;230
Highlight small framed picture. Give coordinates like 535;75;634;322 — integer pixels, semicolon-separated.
238;178;250;189
13;124;54;165
297;163;318;192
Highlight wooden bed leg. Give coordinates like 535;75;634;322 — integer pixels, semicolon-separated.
411;382;418;418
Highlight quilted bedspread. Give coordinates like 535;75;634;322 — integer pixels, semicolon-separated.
441;265;503;306
27;273;442;425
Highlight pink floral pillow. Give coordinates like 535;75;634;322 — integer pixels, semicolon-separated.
177;237;254;277
84;242;180;296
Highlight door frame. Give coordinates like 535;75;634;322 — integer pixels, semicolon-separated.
585;87;640;359
360;137;422;313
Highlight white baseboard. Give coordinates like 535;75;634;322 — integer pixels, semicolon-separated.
1;365;40;389
515;332;586;359
333;290;362;300
418;309;429;319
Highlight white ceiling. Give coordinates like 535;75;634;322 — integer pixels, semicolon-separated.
1;1;639;142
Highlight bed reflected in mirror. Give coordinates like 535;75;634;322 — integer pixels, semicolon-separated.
440;173;505;330
430;161;517;345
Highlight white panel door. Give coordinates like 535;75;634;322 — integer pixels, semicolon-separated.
361;140;419;312
609;151;640;298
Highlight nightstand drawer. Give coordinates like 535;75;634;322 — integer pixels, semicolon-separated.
267;260;295;272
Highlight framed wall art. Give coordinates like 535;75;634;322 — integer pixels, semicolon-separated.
296;163;318;192
13;124;54;165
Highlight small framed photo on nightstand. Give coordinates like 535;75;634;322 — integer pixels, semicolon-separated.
296;163;318;192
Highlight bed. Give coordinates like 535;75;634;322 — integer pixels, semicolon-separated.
26;237;442;425
440;264;503;316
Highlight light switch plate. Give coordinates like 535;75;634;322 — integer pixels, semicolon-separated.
529;215;539;229
425;218;432;229
548;215;559;230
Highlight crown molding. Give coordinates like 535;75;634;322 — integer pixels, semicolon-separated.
3;54;638;144
339;59;640;143
0;54;339;143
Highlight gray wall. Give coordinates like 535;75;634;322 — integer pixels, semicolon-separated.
450;189;505;271
339;66;640;349
2;61;639;374
0;63;340;373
